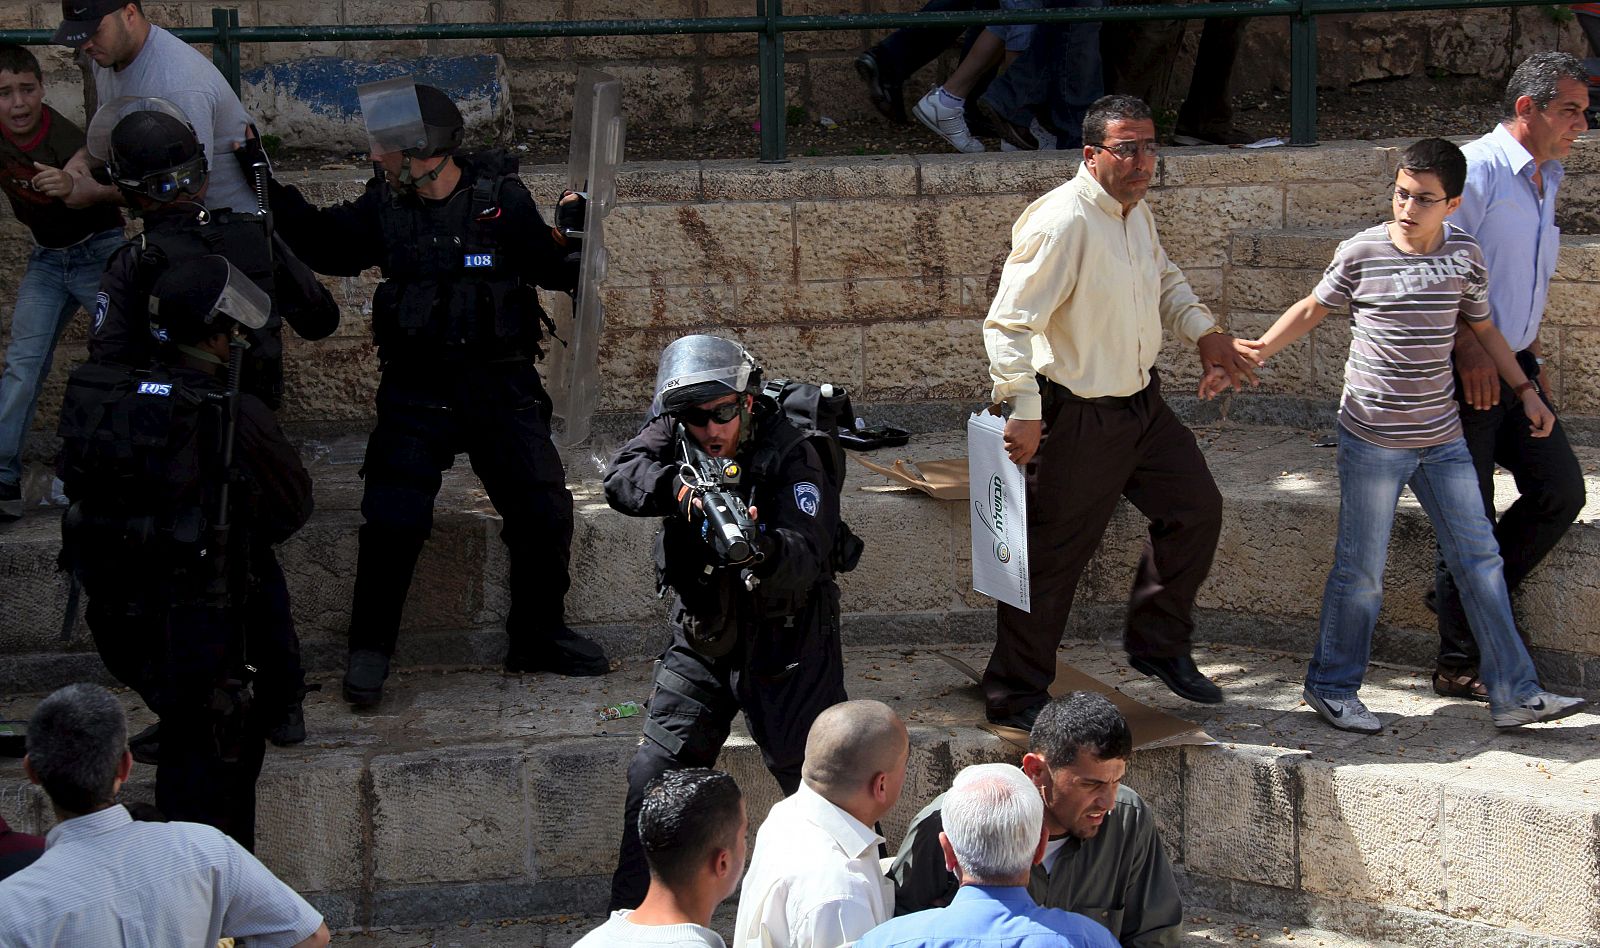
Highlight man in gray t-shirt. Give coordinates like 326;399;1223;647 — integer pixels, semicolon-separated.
56;0;257;215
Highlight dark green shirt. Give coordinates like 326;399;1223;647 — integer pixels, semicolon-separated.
888;785;1181;948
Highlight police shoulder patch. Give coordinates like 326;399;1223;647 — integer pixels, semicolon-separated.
92;291;110;334
793;481;821;517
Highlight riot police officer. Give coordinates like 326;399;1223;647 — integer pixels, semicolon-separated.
83;97;337;747
265;80;608;707
605;335;850;910
58;253;313;850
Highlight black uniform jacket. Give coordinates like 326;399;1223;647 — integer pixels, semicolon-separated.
88;207;338;369
605;407;840;648
174;363;313;545
266;154;575;292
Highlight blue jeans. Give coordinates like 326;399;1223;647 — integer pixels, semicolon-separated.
980;0;1104;148
1306;426;1542;713
0;228;122;486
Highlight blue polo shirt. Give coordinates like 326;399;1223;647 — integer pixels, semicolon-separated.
1453;123;1565;352
856;884;1120;948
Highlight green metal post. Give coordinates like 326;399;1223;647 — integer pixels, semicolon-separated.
212;7;241;96
758;0;786;162
1288;3;1317;144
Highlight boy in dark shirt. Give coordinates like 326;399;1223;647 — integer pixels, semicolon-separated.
0;44;123;521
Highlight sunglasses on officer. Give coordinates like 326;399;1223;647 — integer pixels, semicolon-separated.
676;401;743;427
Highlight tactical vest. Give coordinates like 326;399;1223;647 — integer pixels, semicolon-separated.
371;151;547;357
56;362;221;610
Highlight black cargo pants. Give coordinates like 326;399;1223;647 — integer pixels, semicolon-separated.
607;587;848;910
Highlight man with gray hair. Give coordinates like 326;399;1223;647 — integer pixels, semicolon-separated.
1432;52;1590;702
0;683;328;948
733;699;909;948
858;764;1117;947
890;692;1180;946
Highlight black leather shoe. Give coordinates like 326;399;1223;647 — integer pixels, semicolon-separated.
855;50;906;124
986;702;1044;731
505;627;611;677
975;99;1037;151
343;650;390;708
268;683;319;746
1130;654;1223;704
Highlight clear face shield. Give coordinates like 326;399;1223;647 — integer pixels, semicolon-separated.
148;255;272;345
357;77;437;190
649;335;758;418
86;96;206;202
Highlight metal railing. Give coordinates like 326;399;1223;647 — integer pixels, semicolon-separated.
0;1;1559;161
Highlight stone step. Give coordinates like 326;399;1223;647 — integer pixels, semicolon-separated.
4;424;1600;695
323;906;1411;947
4;640;1596;945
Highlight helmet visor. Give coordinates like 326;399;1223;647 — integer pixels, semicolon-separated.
149;255;272;337
86;96;193;161
357;77;428;157
650;335;757;417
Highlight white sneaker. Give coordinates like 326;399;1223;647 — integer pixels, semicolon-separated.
913;87;985;154
1030;118;1058;151
1302;688;1382;734
1493;692;1587;728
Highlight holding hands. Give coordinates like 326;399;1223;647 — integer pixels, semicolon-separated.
1196;330;1264;400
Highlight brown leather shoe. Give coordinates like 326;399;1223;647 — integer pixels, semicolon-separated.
1432;668;1489;702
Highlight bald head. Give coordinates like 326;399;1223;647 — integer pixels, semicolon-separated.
801;700;909;811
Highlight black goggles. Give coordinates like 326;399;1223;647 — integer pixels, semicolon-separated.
676;402;742;426
117;157;206;203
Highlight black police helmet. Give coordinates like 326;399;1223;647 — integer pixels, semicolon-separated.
411;84;465;160
148;256;270;346
109;110;205;181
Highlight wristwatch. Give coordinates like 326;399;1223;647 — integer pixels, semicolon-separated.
1514;379;1541;397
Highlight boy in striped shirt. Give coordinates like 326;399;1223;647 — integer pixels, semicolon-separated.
1245;138;1585;733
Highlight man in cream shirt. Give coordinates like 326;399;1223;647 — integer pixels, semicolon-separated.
982;94;1262;729
733;700;909;947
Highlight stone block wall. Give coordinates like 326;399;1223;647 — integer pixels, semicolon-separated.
6;2;1586;136
7;139;1600;449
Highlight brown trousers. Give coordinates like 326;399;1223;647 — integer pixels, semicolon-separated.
983;372;1223;718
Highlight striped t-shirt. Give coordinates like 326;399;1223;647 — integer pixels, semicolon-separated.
1314;222;1490;448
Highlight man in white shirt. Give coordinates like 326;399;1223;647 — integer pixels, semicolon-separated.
734;699;910;948
0;683;329;948
576;768;746;948
982;93;1260;727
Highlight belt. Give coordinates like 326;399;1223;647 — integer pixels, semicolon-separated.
1040;375;1143;409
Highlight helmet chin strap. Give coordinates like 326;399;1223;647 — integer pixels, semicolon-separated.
396;153;448;193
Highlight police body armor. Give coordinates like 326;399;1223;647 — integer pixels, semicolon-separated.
372;150;549;358
56;362;220;616
141;212;283;406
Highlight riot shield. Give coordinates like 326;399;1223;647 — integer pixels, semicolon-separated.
546;69;626;449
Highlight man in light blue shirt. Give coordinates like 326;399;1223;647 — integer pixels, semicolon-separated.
0;683;328;948
858;764;1117;948
1432;53;1591;701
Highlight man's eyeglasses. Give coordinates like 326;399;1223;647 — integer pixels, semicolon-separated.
1091;140;1159;160
677;402;742;426
1393;186;1446;208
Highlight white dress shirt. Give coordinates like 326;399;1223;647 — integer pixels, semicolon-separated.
733;783;894;948
984;162;1216;418
0;804;324;948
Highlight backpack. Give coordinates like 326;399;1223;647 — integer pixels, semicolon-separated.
55;361;218;605
752;379;865;574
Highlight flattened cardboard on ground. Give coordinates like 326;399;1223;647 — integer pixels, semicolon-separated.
854;456;970;500
934;652;1212;752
